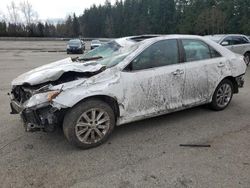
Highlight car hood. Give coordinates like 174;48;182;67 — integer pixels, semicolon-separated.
12;57;105;86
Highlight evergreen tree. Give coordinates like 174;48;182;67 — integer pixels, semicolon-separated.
72;13;80;37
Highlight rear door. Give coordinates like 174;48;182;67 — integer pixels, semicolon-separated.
180;39;209;106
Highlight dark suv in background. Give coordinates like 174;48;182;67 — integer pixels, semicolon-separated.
67;39;85;54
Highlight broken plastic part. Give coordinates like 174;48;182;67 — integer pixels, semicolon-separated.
47;90;60;102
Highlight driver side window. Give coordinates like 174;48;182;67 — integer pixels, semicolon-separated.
128;39;179;71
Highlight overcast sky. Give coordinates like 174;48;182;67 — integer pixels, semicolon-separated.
0;0;116;21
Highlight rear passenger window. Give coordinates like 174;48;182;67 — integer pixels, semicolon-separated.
182;39;211;62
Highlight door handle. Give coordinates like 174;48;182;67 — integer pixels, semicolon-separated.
217;62;225;68
172;69;184;76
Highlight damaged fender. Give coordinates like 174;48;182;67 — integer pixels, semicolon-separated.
51;67;123;111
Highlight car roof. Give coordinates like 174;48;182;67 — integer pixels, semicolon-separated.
138;34;205;43
114;34;217;48
205;34;250;43
113;34;163;47
206;34;249;38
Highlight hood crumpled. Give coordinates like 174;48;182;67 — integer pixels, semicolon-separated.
12;57;105;86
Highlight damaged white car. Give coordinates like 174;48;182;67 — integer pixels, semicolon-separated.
10;35;247;149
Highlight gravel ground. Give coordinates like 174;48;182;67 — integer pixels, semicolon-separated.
0;40;249;188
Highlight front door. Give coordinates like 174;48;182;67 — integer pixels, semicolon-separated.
119;39;185;123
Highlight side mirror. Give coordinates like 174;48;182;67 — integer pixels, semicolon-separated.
221;41;229;46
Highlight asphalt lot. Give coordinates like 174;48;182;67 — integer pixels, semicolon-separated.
0;40;250;188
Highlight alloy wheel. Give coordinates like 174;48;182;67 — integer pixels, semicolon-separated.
75;108;110;144
216;83;232;108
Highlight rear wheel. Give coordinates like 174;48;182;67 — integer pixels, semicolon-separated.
63;99;115;149
210;79;233;111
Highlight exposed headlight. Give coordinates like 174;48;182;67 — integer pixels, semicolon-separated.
67;45;70;49
23;90;61;108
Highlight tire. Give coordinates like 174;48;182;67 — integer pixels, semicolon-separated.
210;79;234;111
63;99;115;149
244;52;250;66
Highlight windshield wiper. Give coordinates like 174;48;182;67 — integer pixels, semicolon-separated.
78;56;103;62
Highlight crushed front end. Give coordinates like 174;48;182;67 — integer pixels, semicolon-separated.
10;85;64;132
9;57;109;133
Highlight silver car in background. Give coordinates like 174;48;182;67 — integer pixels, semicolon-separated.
90;40;102;50
205;34;250;65
10;35;247;149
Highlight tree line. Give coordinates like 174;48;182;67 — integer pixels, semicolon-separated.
0;0;249;38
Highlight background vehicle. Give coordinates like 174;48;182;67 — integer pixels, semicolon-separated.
10;35;246;149
205;34;250;65
90;40;102;50
67;39;85;54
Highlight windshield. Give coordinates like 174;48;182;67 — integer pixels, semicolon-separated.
81;41;121;59
92;42;140;68
68;40;81;45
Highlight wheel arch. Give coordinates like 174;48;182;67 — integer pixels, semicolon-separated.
220;76;238;94
73;95;120;120
244;51;250;56
209;76;238;103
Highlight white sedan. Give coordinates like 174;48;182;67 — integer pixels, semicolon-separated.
10;35;247;149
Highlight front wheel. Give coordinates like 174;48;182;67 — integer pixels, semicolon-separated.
210;79;233;111
63;100;115;149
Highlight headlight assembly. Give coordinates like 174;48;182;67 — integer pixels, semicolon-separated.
24;90;61;108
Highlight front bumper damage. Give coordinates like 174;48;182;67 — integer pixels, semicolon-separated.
10;99;62;132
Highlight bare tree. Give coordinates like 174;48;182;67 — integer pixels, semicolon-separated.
7;1;20;24
0;11;5;21
20;0;38;25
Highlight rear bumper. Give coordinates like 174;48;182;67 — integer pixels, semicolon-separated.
236;74;245;88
